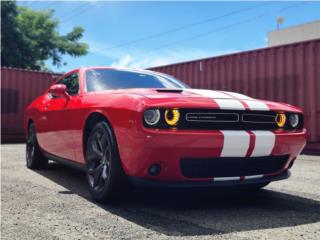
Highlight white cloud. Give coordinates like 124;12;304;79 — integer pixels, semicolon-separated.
263;37;268;43
110;54;182;69
111;54;134;67
88;39;239;69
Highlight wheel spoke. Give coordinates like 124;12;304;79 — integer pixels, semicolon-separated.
92;163;104;187
96;132;103;151
103;144;110;160
92;139;104;159
102;164;108;179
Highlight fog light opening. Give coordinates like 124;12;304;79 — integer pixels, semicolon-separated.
148;164;161;176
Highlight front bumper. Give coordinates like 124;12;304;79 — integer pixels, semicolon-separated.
115;128;306;182
129;170;291;188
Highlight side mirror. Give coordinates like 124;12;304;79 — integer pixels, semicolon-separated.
49;84;69;99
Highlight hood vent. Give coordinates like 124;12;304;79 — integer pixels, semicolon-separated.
156;89;183;93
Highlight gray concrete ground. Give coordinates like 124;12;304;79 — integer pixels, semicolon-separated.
1;144;320;240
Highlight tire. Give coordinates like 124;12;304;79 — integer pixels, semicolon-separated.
26;123;48;169
85;121;128;202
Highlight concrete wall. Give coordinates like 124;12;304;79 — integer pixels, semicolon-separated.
268;20;320;47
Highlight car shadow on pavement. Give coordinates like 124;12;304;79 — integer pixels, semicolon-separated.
35;161;320;236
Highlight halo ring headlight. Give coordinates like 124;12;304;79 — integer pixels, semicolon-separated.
165;108;180;126
144;109;160;126
276;113;286;128
289;113;299;128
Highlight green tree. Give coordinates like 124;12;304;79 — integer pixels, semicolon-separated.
1;1;88;70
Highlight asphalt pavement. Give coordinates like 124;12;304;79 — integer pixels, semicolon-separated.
1;144;320;240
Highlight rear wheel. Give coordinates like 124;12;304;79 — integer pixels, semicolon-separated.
85;121;127;202
26;123;48;169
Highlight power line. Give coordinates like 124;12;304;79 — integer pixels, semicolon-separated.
59;2;92;22
100;2;273;51
25;1;35;7
41;1;57;11
60;2;99;24
149;1;309;53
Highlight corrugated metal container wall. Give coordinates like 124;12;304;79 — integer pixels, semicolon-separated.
1;67;62;142
150;39;320;153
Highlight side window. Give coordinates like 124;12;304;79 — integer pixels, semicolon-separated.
58;73;80;96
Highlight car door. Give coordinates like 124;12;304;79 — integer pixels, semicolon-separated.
40;72;81;161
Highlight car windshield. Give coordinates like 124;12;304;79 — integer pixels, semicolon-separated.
85;69;189;92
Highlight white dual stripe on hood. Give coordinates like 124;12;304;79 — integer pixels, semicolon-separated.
223;91;270;111
187;89;246;110
214;99;246;110
188;89;269;111
188;89;232;99
251;131;275;157
220;131;250;157
222;91;253;100
242;100;270;111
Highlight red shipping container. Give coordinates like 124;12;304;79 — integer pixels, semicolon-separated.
1;67;62;142
150;39;320;153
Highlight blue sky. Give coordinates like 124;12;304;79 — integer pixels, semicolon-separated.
18;1;320;73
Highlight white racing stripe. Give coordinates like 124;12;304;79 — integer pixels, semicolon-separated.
188;89;270;111
222;91;253;100
188;89;232;99
251;131;275;157
214;99;246;110
214;175;264;181
244;175;264;180
220;131;250;157
214;176;240;181
243;100;269;111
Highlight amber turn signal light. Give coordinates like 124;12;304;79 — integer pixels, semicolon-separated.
165;109;180;126
276;113;286;128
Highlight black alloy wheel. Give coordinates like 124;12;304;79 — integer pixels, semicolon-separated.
86;121;127;202
26;123;48;169
87;126;112;192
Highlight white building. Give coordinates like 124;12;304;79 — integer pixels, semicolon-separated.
268;20;320;46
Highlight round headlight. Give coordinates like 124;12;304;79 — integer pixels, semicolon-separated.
276;113;286;128
144;109;160;126
289;113;299;128
164;108;180;126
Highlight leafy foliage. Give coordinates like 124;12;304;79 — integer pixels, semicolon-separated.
1;1;88;70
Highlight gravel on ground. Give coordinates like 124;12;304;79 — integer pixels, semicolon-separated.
1;144;320;240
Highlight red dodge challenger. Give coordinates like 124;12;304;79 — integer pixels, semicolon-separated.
25;67;307;202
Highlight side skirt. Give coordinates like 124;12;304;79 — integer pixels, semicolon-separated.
42;151;87;172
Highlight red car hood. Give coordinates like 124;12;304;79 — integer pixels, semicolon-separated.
95;88;302;112
128;88;301;112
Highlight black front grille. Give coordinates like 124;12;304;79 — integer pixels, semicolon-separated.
241;113;276;123
186;112;239;122
180;109;279;130
180;155;289;178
